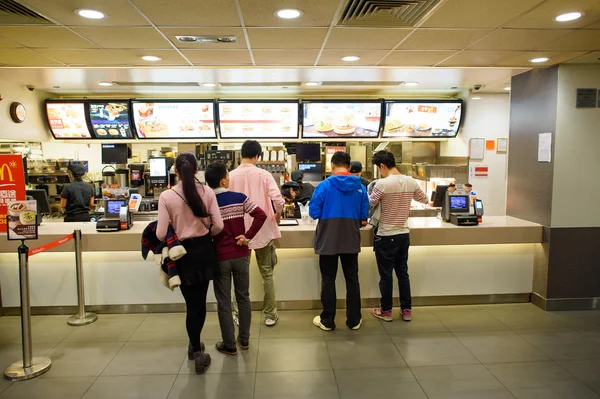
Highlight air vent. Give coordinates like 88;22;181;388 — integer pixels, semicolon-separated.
321;81;404;86
175;35;237;44
338;0;441;27
219;82;301;87
112;82;203;87
0;0;54;24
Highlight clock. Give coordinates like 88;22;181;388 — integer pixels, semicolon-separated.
10;102;26;123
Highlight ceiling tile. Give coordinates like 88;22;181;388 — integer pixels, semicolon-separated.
584;21;600;29
0;27;96;48
325;28;411;50
158;28;247;49
0;37;21;48
16;0;150;26
495;51;588;66
379;51;457;66
240;0;340;27
36;49;127;65
469;29;569;51
398;30;492;50
317;50;389;66
439;50;525;67
565;51;600;63
506;0;600;29
422;0;546;28
181;50;252;65
108;49;190;65
247;28;327;49
72;27;172;49
535;30;600;51
253;49;319;65
130;0;240;27
0;48;61;66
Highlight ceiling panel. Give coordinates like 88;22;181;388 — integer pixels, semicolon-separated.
495;51;587;66
247;28;327;49
0;26;96;48
16;0;150;26
535;30;600;51
585;21;600;28
0;49;61;66
0;38;21;48
325;28;411;50
422;0;546;28
130;0;241;27
72;27;172;49
469;29;568;51
317;50;389;66
398;29;492;50
253;49;319;65
159;28;248;49
506;0;600;29
36;49;128;65
439;50;525;67
107;49;190;65
379;50;457;66
565;51;600;63
181;50;253;65
240;0;340;27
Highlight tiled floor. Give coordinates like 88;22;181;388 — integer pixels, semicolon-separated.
0;304;599;398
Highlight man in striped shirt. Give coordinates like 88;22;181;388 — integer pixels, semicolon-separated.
369;151;428;322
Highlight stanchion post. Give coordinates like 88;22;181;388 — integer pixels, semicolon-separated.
4;241;51;381
67;230;97;326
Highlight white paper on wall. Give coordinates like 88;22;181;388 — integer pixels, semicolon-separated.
538;133;552;163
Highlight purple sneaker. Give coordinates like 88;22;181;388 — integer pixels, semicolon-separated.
372;308;393;322
402;309;412;322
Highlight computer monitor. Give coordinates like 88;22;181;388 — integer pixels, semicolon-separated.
433;185;448;208
104;199;127;219
296;144;321;162
449;195;470;213
101;143;128;164
26;189;52;225
298;163;323;182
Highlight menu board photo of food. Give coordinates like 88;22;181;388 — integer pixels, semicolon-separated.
89;102;132;139
132;101;216;139
384;101;463;138
46;102;92;139
218;102;299;139
303;102;382;139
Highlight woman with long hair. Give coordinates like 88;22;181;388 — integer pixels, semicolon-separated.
156;152;223;374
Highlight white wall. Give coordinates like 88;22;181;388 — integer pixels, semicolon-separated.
0;79;52;142
440;94;510;216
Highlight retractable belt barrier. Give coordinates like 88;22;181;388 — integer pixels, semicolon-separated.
28;233;74;256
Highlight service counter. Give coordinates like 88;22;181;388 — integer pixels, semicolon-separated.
0;217;543;313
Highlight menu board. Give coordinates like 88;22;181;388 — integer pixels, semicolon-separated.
131;101;216;139
218;101;299;138
303;101;382;139
46;102;92;139
384;101;463;138
88;101;132;139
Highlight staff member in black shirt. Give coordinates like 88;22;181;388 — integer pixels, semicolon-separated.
291;170;315;207
61;164;95;222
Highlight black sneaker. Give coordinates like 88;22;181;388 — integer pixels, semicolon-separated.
215;341;238;355
238;338;250;350
194;351;211;375
188;341;206;360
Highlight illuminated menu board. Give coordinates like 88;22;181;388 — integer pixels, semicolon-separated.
218;101;299;139
46;101;92;139
131;101;216;139
383;100;463;138
88;101;132;139
303;101;382;139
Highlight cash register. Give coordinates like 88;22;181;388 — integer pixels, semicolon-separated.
96;199;133;232
442;194;479;226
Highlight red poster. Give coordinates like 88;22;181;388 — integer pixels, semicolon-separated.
0;155;27;233
325;146;346;173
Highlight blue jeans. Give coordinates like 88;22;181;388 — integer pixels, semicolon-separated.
374;233;412;311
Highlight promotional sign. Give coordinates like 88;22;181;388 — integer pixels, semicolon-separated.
384;101;463;138
88;101;132;138
7;200;38;240
0;155;27;233
132;101;216;139
303;101;382;139
325;146;346;173
218;101;299;139
46;102;92;139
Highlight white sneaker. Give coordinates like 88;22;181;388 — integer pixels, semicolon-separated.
265;316;279;327
233;314;239;326
350;319;362;330
313;316;333;331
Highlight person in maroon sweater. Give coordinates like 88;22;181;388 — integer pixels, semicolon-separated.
205;162;267;355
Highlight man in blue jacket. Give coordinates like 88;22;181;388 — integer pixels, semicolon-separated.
310;151;369;331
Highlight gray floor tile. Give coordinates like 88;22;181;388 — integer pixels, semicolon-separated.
259;310;324;338
335;367;427;399
431;308;510;332
129;313;188;342
487;361;600;399
167;373;255;399
579;328;600;344
454;330;550;364
0;343;57;371
381;309;449;335
516;329;600;360
103;341;186;376
0;377;95;399
43;342;124;378
326;309;387;337
553;310;600;328
256;337;331;372
392;333;479;367
179;339;258;374
64;314;147;343
558;358;600;394
82;375;176;399
0;379;11;395
254;370;340;399
325;335;406;369
31;316;77;344
196;312;227;340
411;364;514;399
0;318;22;344
486;306;567;330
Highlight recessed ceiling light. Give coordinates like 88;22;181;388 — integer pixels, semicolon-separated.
471;97;482;100
555;12;582;22
404;82;419;86
201;82;217;87
97;81;113;86
341;56;360;62
530;57;550;63
275;9;303;19
304;81;321;86
504;87;511;91
141;55;162;62
76;9;105;19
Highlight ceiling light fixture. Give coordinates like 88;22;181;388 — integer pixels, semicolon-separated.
304;81;321;86
141;55;162;62
530;57;550;63
76;9;105;19
504;87;511;91
555;12;582;22
341;56;360;62
404;82;419;86
201;82;217;87
275;9;303;19
97;81;113;86
471;97;482;100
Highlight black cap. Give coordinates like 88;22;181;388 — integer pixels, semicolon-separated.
291;170;303;182
68;164;86;177
349;161;363;174
282;181;300;189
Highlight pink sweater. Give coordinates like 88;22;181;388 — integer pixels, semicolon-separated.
157;183;224;241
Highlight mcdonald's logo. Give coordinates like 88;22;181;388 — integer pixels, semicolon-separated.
0;163;14;182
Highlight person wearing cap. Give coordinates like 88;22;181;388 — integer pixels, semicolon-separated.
291;170;315;208
61;164;95;222
281;181;300;218
349;161;371;189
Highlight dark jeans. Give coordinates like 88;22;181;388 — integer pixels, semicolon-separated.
319;254;362;329
374;233;412;311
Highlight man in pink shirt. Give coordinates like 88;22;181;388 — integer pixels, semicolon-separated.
229;140;285;326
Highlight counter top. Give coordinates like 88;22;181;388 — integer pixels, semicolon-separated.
0;216;542;254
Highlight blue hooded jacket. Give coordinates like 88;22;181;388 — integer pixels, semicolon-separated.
309;174;369;255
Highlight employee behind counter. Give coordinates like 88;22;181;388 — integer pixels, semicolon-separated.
60;164;95;222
